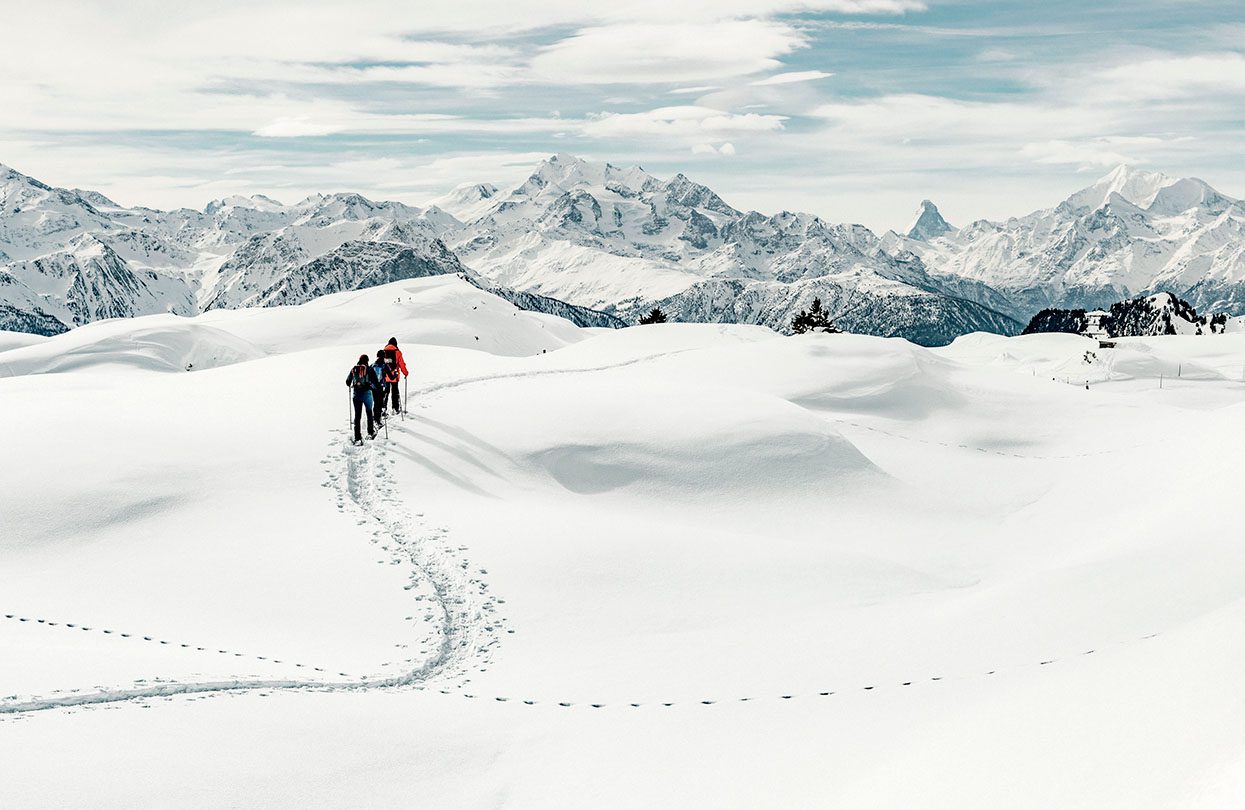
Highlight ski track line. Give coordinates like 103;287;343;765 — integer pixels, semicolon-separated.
413;347;699;400
1;432;496;718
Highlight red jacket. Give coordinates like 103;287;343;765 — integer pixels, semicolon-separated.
384;343;408;378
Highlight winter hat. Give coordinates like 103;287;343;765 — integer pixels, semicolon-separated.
388;337;398;346
358;354;369;364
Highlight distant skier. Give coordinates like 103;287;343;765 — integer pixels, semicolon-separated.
381;337;408;414
371;350;389;425
345;353;380;445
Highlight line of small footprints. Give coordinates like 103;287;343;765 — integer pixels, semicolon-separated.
414;632;1161;710
0;613;349;678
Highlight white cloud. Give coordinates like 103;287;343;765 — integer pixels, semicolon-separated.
1091;53;1245;101
530;21;806;84
583;106;786;140
691;142;737;156
253;117;344;138
749;70;834;86
1021;140;1143;169
976;48;1016;62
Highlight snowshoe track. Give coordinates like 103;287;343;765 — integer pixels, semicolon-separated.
0;432;497;716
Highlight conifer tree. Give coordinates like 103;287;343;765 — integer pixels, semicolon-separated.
791;297;839;334
639;307;668;325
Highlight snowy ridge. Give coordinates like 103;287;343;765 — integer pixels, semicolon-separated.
0;164;465;335
439;154;1018;343
887;165;1245;320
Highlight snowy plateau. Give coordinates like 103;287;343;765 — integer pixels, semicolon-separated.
4;272;1245;808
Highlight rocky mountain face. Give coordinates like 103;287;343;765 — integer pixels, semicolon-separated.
886;166;1245;322
433;154;1020;345
0;164;464;335
905;200;955;241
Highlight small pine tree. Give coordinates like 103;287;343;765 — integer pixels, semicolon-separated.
791;297;840;334
639;307;668;325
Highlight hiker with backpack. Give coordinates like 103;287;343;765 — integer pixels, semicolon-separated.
381;337;408;414
345;353;380;445
371;350;389;425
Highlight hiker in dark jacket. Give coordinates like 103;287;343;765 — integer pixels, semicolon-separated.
345;354;380;444
371;350;389;426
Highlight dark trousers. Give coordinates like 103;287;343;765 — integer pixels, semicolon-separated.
353;391;375;441
373;384;388;422
389;379;401;413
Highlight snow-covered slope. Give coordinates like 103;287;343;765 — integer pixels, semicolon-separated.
441;154;1019;345
5;275;1245;808
889;166;1245;320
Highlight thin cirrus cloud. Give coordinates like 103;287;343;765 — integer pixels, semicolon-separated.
749;70;835;86
582;106;787;140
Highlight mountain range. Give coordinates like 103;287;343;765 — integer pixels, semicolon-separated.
3;156;1242;344
884;165;1245;323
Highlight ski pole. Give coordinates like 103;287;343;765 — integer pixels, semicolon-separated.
404;375;409;418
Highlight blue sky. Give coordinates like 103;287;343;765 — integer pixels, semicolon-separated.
3;0;1242;231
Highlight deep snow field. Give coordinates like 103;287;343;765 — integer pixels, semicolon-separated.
3;276;1245;808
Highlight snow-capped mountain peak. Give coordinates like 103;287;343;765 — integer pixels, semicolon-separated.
905;199;955;241
887;164;1245;322
428;182;500;222
1061;164;1202;213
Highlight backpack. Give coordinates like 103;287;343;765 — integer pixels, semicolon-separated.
372;362;387;385
351;363;370;390
382;348;400;382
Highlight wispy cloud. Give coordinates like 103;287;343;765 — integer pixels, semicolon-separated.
750;71;835;86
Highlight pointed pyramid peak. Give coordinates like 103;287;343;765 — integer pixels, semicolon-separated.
905;199;954;240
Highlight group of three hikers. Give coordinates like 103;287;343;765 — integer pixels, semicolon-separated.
345;337;408;444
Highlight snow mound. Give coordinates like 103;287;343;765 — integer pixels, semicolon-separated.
0;320;265;376
524;381;882;497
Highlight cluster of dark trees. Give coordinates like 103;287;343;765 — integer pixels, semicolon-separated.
1022;293;1227;338
790;297;841;334
636;298;842;335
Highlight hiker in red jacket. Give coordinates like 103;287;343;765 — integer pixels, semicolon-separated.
381;337;408;414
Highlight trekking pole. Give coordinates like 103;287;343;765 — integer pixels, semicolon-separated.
404;376;409;418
